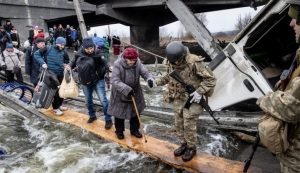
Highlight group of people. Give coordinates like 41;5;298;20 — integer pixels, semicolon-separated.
0;0;299;170
0;20;24;83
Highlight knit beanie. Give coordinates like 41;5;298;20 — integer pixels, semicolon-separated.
55;37;66;45
6;43;13;49
35;37;45;44
123;47;138;60
82;37;95;49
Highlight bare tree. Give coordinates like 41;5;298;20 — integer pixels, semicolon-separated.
235;13;252;31
178;13;208;39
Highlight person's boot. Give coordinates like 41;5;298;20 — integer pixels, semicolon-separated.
130;130;142;138
174;143;187;157
182;146;196;162
105;120;113;129
87;117;97;123
116;132;124;140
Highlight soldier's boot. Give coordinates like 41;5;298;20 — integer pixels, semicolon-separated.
174;143;187;157
182;146;196;162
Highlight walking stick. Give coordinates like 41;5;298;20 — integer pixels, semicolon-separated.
131;95;148;143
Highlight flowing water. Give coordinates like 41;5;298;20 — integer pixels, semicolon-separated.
0;101;243;173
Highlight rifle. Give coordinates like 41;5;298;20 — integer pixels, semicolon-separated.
278;54;297;90
243;134;260;173
169;70;219;125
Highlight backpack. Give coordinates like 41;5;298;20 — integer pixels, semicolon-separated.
74;55;98;85
258;58;300;154
93;37;109;50
258;114;289;154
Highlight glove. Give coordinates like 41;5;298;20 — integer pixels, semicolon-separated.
128;90;135;97
42;64;48;69
147;79;154;88
190;91;202;103
1;65;7;71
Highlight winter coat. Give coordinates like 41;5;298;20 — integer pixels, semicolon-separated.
0;31;11;51
108;56;153;120
257;48;300;173
156;50;216;102
34;45;69;76
11;32;20;48
258;77;300;172
0;48;24;70
70;49;107;85
25;45;41;85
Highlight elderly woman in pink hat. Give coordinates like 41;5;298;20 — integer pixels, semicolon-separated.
108;47;154;139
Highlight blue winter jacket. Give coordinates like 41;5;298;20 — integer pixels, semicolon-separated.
34;45;69;76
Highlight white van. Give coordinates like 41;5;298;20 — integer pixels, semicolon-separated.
209;0;296;112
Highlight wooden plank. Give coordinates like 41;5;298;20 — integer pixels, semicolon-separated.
40;109;261;173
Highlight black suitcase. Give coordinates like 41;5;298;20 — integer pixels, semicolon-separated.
32;69;59;109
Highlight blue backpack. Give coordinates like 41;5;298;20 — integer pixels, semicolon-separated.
92;37;109;50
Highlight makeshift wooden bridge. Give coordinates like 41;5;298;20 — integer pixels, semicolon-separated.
40;109;261;173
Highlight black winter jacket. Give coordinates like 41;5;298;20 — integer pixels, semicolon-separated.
70;48;108;85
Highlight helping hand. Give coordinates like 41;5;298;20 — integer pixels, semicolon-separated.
64;64;71;70
147;79;154;88
190;91;202;103
1;64;7;71
42;64;48;69
128;90;135;97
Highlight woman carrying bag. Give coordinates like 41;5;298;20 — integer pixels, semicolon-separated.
0;43;24;83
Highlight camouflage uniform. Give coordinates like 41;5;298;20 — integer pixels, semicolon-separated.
156;51;216;147
257;48;300;173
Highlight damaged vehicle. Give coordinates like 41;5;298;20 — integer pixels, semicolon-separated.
209;0;296;112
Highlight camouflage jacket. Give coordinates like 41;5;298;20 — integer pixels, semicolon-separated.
257;77;300;171
156;52;216;102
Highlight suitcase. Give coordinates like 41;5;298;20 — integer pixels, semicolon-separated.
31;69;59;109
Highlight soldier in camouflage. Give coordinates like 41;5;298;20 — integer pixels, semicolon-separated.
257;1;300;172
156;41;216;162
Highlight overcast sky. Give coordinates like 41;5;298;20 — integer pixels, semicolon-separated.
88;6;264;37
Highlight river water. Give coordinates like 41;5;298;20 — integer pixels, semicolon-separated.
0;101;242;173
0;62;279;172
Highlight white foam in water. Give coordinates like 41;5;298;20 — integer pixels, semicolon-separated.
11;167;30;173
22;118;48;147
35;142;142;173
203;133;227;156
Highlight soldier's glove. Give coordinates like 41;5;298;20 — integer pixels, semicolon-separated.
128;90;135;97
190;91;202;103
1;64;7;71
42;63;48;69
147;79;154;88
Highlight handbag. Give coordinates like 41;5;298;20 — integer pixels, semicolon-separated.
13;65;21;74
59;69;79;98
7;54;21;74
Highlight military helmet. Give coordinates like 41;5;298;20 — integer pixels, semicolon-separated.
165;41;187;64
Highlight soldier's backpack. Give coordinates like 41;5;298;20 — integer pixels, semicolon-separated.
258;114;289;154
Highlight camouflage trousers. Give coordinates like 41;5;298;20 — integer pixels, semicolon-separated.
173;99;203;147
280;162;299;173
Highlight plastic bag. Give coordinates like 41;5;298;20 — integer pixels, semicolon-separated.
59;69;79;98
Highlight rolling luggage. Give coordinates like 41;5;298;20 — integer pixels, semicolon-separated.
31;69;59;109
